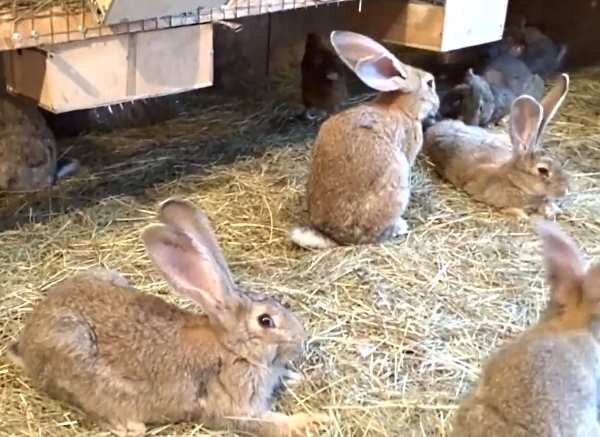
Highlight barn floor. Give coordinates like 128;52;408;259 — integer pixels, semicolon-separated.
1;67;599;436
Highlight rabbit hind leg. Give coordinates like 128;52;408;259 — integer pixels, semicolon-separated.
108;420;146;437
378;216;409;242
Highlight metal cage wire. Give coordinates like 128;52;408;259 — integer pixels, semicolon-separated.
0;0;360;51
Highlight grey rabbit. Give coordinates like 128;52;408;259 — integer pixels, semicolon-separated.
442;55;545;127
0;94;78;191
451;220;600;436
487;17;567;79
7;198;328;436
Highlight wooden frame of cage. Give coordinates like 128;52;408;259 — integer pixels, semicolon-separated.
0;0;350;51
355;0;509;52
0;0;511;114
4;23;213;113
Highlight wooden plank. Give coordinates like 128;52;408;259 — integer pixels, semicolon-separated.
343;0;507;52
382;1;444;51
4;24;213;113
4;48;47;102
134;24;214;96
441;0;508;51
339;0;444;51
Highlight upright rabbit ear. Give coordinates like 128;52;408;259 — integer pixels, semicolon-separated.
142;224;241;328
536;220;585;306
538;73;569;140
158;198;234;288
330;30;409;92
509;95;543;155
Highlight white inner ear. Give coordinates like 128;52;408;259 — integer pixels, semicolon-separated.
510;96;543;152
355;55;407;92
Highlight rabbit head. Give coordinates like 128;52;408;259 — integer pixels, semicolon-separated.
460;68;495;126
305;32;325;52
142;198;306;366
330;30;439;120
505;74;570;200
537;220;600;336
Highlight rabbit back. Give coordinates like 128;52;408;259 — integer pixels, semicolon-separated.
307;105;416;244
520;27;567;78
483;54;535;94
452;332;600;436
0;95;57;190
424;120;538;209
425;119;510;183
15;273;220;426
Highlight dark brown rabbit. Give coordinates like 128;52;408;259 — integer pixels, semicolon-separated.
7;199;327;436
425;74;569;219
451;220;600;436
0;94;78;191
290;31;439;249
301;32;348;120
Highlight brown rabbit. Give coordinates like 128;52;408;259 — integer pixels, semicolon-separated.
451;220;600;437
7;198;327;436
301;32;348;120
0;93;78;191
290;31;439;249
424;74;570;219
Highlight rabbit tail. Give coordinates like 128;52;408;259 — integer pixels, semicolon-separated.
290;225;339;250
54;158;80;183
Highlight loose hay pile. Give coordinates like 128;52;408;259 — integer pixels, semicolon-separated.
1;68;599;436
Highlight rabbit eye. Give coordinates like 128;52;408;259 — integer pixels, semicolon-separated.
537;165;550;177
258;313;275;329
426;79;434;89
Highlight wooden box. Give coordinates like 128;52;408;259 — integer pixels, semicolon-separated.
359;0;509;52
4;24;213;113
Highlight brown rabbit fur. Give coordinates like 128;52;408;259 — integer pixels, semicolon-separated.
424;74;570;219
290;31;439;249
7;199;327;436
451;220;600;436
0;94;78;191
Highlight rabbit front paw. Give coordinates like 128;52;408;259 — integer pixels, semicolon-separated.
265;411;331;437
539;202;562;219
390;217;409;237
109;420;146;437
502;208;529;220
282;369;304;387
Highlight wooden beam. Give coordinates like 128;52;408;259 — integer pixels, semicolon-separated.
343;0;507;52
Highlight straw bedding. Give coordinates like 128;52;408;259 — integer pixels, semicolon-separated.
0;67;599;436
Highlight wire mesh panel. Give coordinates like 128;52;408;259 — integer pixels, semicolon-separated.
0;0;353;51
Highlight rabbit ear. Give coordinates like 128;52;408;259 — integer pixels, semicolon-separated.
157;198;234;288
330;30;409;92
536;220;585;306
509;95;543;155
538;73;569;140
142;224;241;328
465;68;476;81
